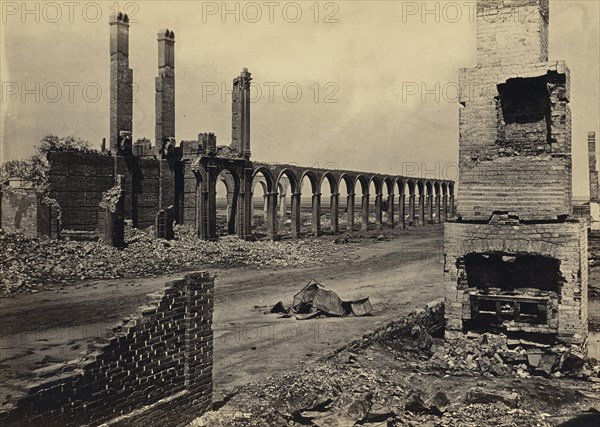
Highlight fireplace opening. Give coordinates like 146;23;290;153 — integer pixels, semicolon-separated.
463;253;562;334
464;253;560;293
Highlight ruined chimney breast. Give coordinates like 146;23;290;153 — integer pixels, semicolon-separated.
477;0;549;66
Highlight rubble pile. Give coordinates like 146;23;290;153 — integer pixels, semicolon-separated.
0;226;352;296
424;333;596;379
192;302;600;427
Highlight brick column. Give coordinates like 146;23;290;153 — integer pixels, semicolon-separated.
419;194;425;226
291;193;301;238
374;193;383;229
398;194;406;228
427;194;434;224
184;271;214;408
346;193;355;231
262;194;268;224
435;194;441;224
361;194;370;231
408;194;415;226
312;193;322;236
442;194;448;221
279;192;287;220
449;195;455;218
266;192;278;239
206;169;217;239
330;193;339;234
239;168;253;240
387;194;395;228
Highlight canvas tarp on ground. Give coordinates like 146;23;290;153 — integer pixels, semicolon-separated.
292;280;345;316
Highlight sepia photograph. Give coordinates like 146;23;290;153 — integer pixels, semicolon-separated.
0;0;599;425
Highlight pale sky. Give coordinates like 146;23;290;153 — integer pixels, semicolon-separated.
1;1;599;196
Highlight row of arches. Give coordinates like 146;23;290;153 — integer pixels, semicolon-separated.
208;162;454;240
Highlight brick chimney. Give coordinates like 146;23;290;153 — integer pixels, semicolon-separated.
109;12;133;153
231;68;252;159
155;29;175;152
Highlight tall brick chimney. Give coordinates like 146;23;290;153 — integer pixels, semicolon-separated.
445;0;587;352
231;68;252;158
109;12;133;153
155;29;175;153
476;0;549;66
589;132;599;203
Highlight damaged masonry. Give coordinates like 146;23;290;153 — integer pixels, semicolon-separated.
444;0;588;364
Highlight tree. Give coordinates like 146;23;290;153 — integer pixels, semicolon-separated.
0;134;95;188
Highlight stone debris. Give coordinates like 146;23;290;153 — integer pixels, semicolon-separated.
192;303;600;427
0;226;353;296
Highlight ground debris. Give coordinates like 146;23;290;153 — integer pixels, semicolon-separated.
0;226;353;296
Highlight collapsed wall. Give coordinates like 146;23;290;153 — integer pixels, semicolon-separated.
0;272;214;427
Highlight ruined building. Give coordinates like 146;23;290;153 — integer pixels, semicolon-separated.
1;12;454;242
444;0;588;352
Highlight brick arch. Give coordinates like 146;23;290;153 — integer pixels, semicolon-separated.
461;240;561;260
252;166;275;193
416;180;425;196
383;177;395;195
369;176;383;195
434;181;441;195
300;170;319;194
338;174;355;194
407;179;417;196
395;178;406;195
355;175;369;195
319;172;338;194
217;169;239;195
441;182;449;196
425;180;434;196
275;169;299;195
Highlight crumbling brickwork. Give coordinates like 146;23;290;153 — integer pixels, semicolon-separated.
110;12;134;153
444;220;588;347
458;60;571;221
230;68;252;158
155;30;175;150
445;0;587;351
0;272;214;427
47;152;114;231
589;131;599;203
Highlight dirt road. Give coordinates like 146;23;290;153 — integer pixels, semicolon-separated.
0;226;444;401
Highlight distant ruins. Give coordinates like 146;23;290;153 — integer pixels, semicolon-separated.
444;0;588;353
1;12;454;242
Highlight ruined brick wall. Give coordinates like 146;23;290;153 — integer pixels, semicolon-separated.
47;152;114;231
444;220;588;347
0;272;214;427
0;186;38;237
458;61;571;221
137;158;161;229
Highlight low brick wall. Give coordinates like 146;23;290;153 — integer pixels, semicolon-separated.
0;272;214;427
